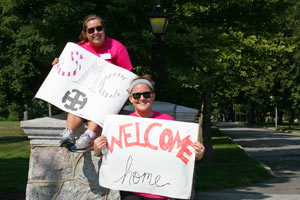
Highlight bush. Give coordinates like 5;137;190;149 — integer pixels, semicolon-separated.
7;111;20;121
0;96;9;119
28;99;63;119
7;104;23;121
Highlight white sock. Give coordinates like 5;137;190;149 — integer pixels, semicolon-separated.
65;127;73;133
86;130;96;140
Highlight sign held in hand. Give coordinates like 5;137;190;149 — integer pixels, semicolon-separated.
99;114;199;199
35;42;137;127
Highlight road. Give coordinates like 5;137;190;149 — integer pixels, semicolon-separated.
196;122;300;200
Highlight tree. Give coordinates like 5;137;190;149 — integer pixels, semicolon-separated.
0;0;299;163
0;0;106;119
161;0;294;162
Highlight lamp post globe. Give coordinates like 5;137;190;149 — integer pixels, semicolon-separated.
148;4;168;35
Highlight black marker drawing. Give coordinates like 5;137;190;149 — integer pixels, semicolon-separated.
62;89;87;111
114;155;171;188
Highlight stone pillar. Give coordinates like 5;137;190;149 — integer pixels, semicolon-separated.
21;113;119;200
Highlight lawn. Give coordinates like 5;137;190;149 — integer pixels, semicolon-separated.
264;123;300;134
0;121;273;197
0;121;30;199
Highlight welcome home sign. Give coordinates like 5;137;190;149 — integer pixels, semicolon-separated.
99;114;199;199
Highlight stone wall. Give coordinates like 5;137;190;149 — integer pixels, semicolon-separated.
21;113;120;200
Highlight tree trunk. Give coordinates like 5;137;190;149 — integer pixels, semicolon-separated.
198;85;213;163
24;104;29;120
48;103;52;117
289;109;294;128
228;105;234;122
248;102;255;124
278;110;284;125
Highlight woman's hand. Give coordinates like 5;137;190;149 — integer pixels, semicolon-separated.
52;58;59;66
193;142;205;160
93;135;107;157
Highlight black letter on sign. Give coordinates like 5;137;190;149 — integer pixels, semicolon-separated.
62;89;87;111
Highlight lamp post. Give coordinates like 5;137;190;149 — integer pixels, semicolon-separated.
148;4;168;100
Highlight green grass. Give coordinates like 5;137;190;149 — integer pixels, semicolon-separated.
0;121;30;194
264;123;300;134
194;126;273;191
0;121;273;195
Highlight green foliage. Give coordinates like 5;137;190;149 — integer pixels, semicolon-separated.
164;0;298;124
0;0;105;119
0;0;300;124
7;112;19;121
7;103;23;121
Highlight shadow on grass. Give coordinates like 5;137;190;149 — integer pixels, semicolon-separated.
0;158;29;195
0;136;29;144
0;191;25;200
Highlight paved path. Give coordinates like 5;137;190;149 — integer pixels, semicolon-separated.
196;122;300;200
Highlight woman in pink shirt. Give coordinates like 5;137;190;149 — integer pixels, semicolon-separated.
94;76;205;200
52;14;133;152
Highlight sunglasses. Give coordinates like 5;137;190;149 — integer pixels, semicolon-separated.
131;92;152;100
87;25;103;34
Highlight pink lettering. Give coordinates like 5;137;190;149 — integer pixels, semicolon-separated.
106;122;195;164
124;122;146;148
144;123;160;150
159;128;173;151
107;123;132;152
176;136;193;164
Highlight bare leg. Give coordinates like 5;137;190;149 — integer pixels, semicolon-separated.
65;114;100;152
66;113;84;131
67;120;100;152
60;113;83;148
87;120;99;133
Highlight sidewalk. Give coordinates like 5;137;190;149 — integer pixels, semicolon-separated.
196;122;300;200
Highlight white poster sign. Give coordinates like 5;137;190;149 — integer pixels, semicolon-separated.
35;42;137;127
99;114;199;199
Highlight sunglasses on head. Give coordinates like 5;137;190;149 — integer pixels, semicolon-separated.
87;25;103;34
131;92;152;100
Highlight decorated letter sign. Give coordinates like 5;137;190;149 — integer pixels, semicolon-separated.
35;42;137;127
99;114;199;199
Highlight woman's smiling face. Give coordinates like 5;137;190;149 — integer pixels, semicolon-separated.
85;19;106;48
129;83;155;117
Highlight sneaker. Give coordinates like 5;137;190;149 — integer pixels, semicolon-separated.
68;130;96;153
59;128;75;148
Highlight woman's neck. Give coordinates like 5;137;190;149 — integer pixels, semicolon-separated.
88;37;106;49
135;110;153;118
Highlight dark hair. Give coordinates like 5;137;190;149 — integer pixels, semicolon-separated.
78;14;105;44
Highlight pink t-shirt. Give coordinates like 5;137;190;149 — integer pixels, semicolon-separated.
79;37;133;71
128;111;174;199
129;111;174;121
